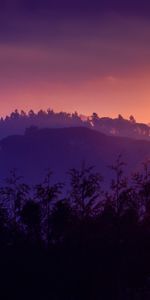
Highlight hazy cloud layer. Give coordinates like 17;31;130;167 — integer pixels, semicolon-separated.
0;1;150;122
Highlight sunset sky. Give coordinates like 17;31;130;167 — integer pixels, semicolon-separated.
1;0;150;122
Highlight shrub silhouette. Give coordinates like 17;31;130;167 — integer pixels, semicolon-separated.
69;164;103;218
21;200;41;243
0;162;150;299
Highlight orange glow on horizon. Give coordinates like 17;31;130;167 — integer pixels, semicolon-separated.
1;14;150;124
1;73;150;124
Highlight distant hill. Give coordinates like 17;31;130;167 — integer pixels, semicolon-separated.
0;126;150;185
0;109;150;141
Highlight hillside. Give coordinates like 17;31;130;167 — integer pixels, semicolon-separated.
0;126;150;184
0;110;150;141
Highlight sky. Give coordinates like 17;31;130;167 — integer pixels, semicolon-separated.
1;0;150;123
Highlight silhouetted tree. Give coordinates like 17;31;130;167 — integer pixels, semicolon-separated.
21;200;41;243
129;115;136;124
50;200;74;243
10;109;20;120
28;109;35;117
69;164;103;218
35;170;63;246
109;155;127;215
132;160;150;218
118;114;124;120
1;169;29;225
90;112;100;128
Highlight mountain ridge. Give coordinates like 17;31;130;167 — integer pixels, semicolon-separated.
0;126;150;185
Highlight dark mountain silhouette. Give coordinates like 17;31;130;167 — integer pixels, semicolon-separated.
1;126;150;184
1;109;150;140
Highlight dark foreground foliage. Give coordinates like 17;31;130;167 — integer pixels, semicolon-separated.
1;159;150;299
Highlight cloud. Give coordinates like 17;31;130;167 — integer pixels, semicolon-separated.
0;12;150;121
0;14;150;83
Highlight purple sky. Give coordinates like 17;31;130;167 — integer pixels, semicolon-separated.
1;1;150;122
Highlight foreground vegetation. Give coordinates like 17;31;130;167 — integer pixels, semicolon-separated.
1;157;150;299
